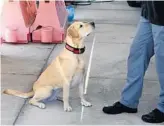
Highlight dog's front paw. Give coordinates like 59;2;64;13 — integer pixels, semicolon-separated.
81;100;92;107
38;103;46;109
64;105;72;112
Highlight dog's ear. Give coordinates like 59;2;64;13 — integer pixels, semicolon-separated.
67;26;79;38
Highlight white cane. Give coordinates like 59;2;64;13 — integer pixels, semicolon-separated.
84;35;96;94
80;35;96;122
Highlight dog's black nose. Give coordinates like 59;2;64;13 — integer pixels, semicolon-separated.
90;22;95;28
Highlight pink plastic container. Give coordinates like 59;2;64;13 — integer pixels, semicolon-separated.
5;27;17;42
31;0;68;43
0;39;3;45
41;27;53;43
0;1;33;43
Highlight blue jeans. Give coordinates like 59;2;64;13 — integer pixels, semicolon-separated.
120;16;164;113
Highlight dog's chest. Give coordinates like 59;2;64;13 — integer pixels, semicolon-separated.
70;56;85;87
70;73;83;87
76;55;85;69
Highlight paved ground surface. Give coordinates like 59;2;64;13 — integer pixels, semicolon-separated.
1;1;163;125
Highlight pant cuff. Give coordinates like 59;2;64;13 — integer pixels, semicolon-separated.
157;105;164;113
120;99;138;109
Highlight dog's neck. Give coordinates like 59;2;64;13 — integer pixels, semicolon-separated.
63;36;85;55
65;36;84;49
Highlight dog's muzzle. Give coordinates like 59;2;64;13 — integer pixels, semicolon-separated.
90;22;95;28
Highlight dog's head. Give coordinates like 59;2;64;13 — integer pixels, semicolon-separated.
67;21;95;39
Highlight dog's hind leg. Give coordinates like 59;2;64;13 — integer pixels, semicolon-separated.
29;86;53;109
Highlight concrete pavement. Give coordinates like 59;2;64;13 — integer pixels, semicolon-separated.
1;1;162;125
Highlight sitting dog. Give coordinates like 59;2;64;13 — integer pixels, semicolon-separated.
3;21;95;112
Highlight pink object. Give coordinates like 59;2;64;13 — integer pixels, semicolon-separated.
4;27;17;42
31;0;68;43
19;1;37;27
0;39;2;45
41;27;53;43
0;1;37;43
32;30;41;42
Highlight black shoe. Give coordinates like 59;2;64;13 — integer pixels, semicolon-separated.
102;101;137;114
142;109;164;123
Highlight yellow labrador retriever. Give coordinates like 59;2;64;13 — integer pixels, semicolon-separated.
3;21;95;112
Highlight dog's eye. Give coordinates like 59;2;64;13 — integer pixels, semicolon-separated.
79;25;83;28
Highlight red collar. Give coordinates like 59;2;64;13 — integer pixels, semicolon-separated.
65;43;85;54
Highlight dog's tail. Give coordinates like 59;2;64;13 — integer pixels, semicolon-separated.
3;89;34;98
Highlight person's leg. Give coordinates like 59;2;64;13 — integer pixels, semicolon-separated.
103;16;154;114
120;17;154;108
120;18;154;108
152;25;164;113
142;24;164;123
